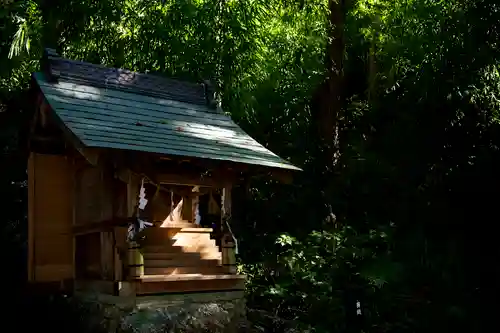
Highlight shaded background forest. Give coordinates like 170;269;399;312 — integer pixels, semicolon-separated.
1;0;498;332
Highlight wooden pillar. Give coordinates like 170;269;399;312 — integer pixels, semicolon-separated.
127;241;144;279
126;171;143;279
181;195;193;221
221;185;237;274
221;186;232;225
127;171;140;217
192;186;201;224
192;195;200;224
100;231;115;280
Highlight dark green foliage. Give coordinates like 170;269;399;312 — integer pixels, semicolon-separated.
1;0;498;332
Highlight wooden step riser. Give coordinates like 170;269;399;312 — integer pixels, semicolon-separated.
134;277;245;295
143;252;222;261
172;244;219;255
144;241;218;253
141;244;184;254
142;243;219;255
142;228;214;239
152;222;198;228
171;239;216;250
141;245;221;259
142;233;215;247
144;258;222;268
140;243;218;254
144;266;224;275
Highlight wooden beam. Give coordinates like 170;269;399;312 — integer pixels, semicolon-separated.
156;171;237;188
157;173;214;187
221;185;237;274
161;184;211;197
116;168;214;201
181;195;193;221
222;185;232;219
134;276;245;295
117;165;231;188
76;147;101;166
39;98;50;129
157;153;250;176
115;168;130;183
114;246;123;282
126;170;140;217
123;151;237;187
100;231;114;280
110;140;297;186
113;226;129;280
72;218;131;236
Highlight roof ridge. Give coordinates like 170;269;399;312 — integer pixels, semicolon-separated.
41;48;216;108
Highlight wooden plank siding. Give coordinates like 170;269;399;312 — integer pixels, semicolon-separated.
28;153;74;282
74;164;114;226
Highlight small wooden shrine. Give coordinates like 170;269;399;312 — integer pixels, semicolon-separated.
27;49;300;302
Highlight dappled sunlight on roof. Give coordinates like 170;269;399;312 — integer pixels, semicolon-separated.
33;64;301;171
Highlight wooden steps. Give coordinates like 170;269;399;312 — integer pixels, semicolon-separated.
136;225;227;285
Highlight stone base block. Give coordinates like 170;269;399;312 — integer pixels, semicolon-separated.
73;290;247;333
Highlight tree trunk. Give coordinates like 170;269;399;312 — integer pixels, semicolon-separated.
313;0;346;171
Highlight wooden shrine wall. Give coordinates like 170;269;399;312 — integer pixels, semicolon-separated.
74;164;114;226
73;162;127;281
28;153;73;282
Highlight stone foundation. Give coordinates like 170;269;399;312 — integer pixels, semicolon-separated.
73;291;247;333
